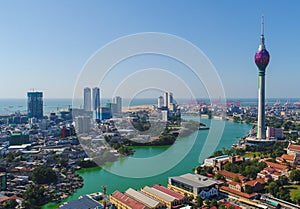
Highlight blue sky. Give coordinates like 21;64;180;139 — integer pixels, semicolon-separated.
0;0;299;99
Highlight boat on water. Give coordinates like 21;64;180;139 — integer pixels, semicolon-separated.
199;122;209;130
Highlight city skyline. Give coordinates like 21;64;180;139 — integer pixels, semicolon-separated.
1;1;300;99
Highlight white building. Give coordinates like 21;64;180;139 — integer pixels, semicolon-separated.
83;87;91;111
162;110;168;122
113;96;122;114
158;96;163;109
75;116;91;133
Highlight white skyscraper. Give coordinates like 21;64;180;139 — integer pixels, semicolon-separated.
158;96;163;109
113;96;122;114
83;87;91;111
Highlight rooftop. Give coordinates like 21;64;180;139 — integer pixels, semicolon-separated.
125;188;161;208
111;191;145;209
59;196;103;209
218;170;246;182
152;184;185;200
220;186;257;199
142;186;176;202
288;144;300;152
280;154;295;161
265;161;288;171
244;178;266;187
170;173;219;189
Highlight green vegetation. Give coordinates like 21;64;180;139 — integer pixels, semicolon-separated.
245;142;289;158
223;159;266;179
289;169;300;182
109;142;134;155
244;184;253;194
265;177;291;202
32;166;58;185
3;199;18;209
195;166;213;176
286;185;300;204
77;159;98;168
23;185;52;209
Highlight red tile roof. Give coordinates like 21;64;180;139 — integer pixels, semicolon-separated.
224;202;243;209
0;196;10;203
9;195;24;201
228;181;242;186
152;184;185;200
281;154;296;161
111;191;146;209
218;170;246;181
220;186;257;199
265;161;288;171
244;178;266;187
288;144;300;152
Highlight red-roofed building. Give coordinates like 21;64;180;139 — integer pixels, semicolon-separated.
228;182;243;192
152;184;187;202
287;143;300;156
218;170;247;182
224;202;243;209
258;160;289;181
220;186;257;199
263;161;289;177
0;195;24;206
276;154;298;166
110;190;147;209
244;178;266;192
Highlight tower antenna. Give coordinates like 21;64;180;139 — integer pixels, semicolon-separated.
261;15;264;36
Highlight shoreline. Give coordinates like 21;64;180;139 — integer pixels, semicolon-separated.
43;119;249;209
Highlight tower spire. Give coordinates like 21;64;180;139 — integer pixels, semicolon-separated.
261;16;264;35
259;16;265;50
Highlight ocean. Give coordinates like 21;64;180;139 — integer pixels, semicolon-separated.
1;98;299;115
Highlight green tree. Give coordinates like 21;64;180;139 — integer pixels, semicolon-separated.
244;184;253;194
233;176;241;183
3;199;18;209
276;189;291;202
265;181;279;196
195;196;203;207
214;173;223;180
203;199;210;206
218;204;226;209
210;199;218;207
59;159;68;168
289;170;300;182
277;176;289;186
23;185;51;209
32;166;58;184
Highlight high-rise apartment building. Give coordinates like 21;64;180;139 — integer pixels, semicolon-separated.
27;91;43;119
83;87;91;111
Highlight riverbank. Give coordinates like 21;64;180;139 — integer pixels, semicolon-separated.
43;117;251;208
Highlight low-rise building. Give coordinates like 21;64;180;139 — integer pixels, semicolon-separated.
168;173;220;200
152;184;187;204
276;154;299;166
125;188;164;209
287;143;300;156
110;190;147;209
218;170;247;182
59;195;103;209
141;186;180;209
